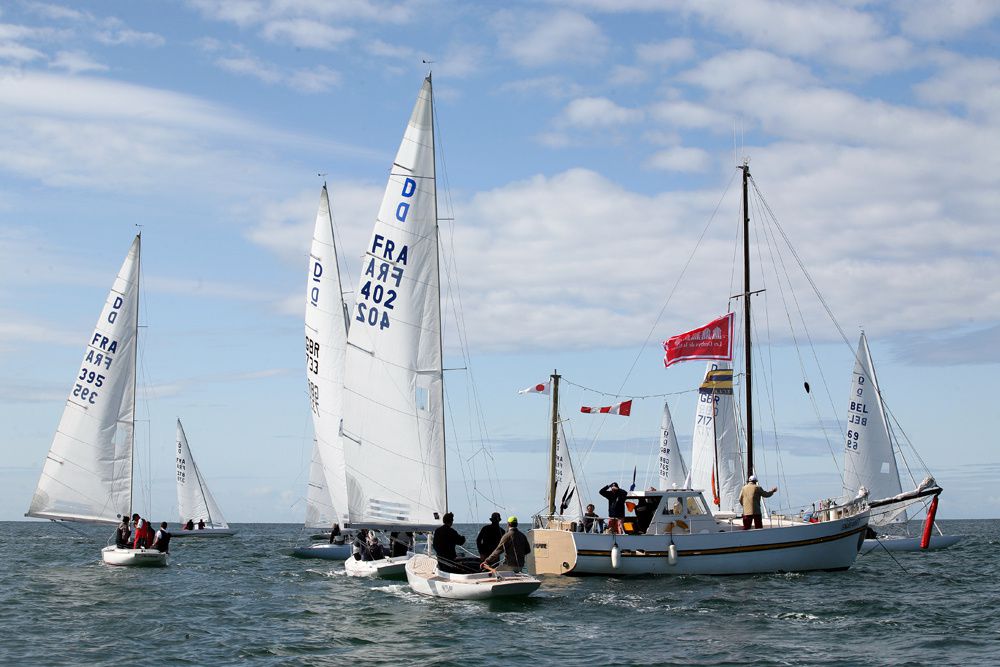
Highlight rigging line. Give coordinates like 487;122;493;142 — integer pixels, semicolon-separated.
614;169;739;399
325;186;357;305
559;377;699;400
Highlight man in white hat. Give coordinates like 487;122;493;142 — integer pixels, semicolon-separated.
738;474;778;530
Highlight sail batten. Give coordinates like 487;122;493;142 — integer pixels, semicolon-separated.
27;236;140;525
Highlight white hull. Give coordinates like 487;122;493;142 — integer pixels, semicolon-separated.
405;554;541;599
344;554;411;578
533;513;869;576
172;528;237;538
860;534;962;554
101;546;168;567
292;543;353;560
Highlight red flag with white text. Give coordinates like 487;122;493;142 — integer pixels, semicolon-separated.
580;399;632;416
662;313;734;367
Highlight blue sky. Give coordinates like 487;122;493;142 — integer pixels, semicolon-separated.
2;0;999;524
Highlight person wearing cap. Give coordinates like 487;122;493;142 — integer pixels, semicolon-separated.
599;482;628;534
738;474;778;530
475;512;504;565
482;516;531;573
432;512;467;573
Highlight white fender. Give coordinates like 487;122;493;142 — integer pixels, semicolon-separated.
668;543;678;566
610;543;621;569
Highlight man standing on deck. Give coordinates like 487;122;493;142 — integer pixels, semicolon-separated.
482;517;531;573
433;512;466;573
475;512;504;565
739;474;777;530
599;482;628;534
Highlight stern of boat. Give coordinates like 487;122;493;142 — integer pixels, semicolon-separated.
530;527;578;575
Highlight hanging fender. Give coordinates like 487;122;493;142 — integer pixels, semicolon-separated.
920;495;939;549
668;542;678;566
610;542;621;569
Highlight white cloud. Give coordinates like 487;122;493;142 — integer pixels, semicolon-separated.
646;146;712;172
214;50;341;93
494;9;608;67
288;65;341;93
648;99;731;130
897;0;1000;40
915;54;1000;122
216;54;282;84
498;75;587;100
559;96;643;129
677;49;815;92
636;38;695;65
48;49;107;74
260;19;354;49
94;27;166;47
608;65;647;86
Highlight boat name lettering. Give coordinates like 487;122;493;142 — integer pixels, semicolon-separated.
846;428;860;450
84;349;112;370
849;401;869;414
395;177;416;222
308;379;320;415
355;302;390;331
370;234;409;265
309;258;323;306
77;367;105;388
90;333;119;354
363;258;404;288
106;295;123;324
840;517;861;530
72;383;97;404
176;456;186;483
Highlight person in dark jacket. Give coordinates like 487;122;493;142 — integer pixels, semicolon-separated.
115;515;131;548
352;529;372;560
634;488;659;535
151;522;171;553
482;517;531;573
433;512;466;573
599;482;628;534
389;531;412;557
475;512;504;564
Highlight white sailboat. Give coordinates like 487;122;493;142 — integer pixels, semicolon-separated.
337;75;538;597
843;333;960;553
294;184;354;561
26;235;166;567
657;402;688;491
532;164;871;576
173;419;236;538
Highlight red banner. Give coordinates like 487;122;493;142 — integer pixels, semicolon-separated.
662;313;734;367
580;399;632;416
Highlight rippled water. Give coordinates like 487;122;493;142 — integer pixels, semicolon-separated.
1;520;997;666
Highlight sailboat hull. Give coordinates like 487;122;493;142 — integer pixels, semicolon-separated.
291;543;353;560
171;528;237;538
533;512;869;576
344;554;410;578
860;534;962;554
405;555;541;599
101;546;168;567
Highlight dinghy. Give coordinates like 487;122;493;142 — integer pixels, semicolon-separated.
26;235;166;567
842;336;961;553
292;184;354;560
344;554;410;579
406;555;541;600
173;419;236;538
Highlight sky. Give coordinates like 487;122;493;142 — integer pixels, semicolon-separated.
2;0;999;525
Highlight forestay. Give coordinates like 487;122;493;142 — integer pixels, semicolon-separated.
305;185;351;527
657;402;688;490
27;235;140;525
341;76;447;530
175;419;229;529
842;333;905;524
689;361;743;514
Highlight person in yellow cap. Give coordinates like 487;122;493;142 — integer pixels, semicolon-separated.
481;516;530;572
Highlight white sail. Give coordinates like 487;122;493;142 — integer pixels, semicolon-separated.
689;361;743;515
304;440;338;529
175;419;229;529
27;235;140;525
341;76;447;529
553;419;583;522
842;333;905;524
657;402;688;490
305;184;350;527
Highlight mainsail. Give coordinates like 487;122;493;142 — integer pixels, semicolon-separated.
175;419;229;529
305;184;350;527
553;420;583;523
842;332;905;524
689;361;743;514
27;235;140;525
657;402;688;490
341;76;447;530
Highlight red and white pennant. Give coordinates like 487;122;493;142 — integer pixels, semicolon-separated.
580;399;632;416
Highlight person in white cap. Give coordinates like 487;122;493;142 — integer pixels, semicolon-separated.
738;474;778;530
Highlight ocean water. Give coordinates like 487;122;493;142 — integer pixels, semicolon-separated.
1;520;997;666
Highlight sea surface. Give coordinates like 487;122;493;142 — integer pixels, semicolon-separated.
1;519;997;666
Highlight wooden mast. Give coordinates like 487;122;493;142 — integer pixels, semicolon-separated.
740;162;754;480
547;370;561;516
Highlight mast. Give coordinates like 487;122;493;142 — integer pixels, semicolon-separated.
428;72;447;513
129;232;141;518
740;163;754;480
547;370;561;516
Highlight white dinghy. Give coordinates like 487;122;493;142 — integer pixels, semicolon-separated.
26;235;166;568
345;553;410;579
292;184;355;560
173;419;236;538
406;554;541;600
843;333;961;554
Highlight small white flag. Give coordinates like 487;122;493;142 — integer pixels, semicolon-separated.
518;381;550;395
